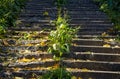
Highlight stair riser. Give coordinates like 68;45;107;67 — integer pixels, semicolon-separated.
9;61;57;68
71;46;120;53
10;71;120;79
63;61;120;71
22;9;106;15
17;22;113;27
77;36;116;39
77;32;103;35
24;7;101;11
18;17;112;24
20;12;107;16
73;40;105;46
25;7;100;11
16;26;112;31
16;19;113;26
72;72;120;79
20;14;109;19
72;53;120;62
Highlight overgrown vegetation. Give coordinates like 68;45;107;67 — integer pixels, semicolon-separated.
0;0;26;78
48;15;78;59
93;0;120;31
0;0;27;34
40;0;79;78
39;67;71;79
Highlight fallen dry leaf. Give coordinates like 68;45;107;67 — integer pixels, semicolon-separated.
103;44;111;47
18;57;31;62
102;32;108;37
40;41;46;46
81;68;90;72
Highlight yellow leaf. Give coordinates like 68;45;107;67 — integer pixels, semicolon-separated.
15;77;23;79
43;11;49;16
40;41;46;46
26;43;33;46
109;39;114;42
32;58;35;61
3;40;9;46
81;68;90;72
19;58;31;62
78;77;83;79
71;76;77;79
102;32;108;37
88;78;93;79
14;68;21;72
103;44;111;47
104;39;109;42
115;45;119;48
53;63;60;68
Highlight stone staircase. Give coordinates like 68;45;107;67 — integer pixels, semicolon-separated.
0;0;120;79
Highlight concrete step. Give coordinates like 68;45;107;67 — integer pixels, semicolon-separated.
73;39;106;46
63;60;120;71
16;19;113;27
77;31;104;35
24;6;100;11
9;59;57;68
71;45;120;53
69;69;120;79
72;52;120;62
20;9;107;15
24;7;101;11
1;44;120;54
20;12;108;18
77;35;116;39
8;68;120;79
8;25;112;32
1;50;118;62
8;59;120;71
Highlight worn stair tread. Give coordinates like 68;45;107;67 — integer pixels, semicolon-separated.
72;45;120;53
63;59;120;71
74;52;120;56
8;59;120;72
1;38;119;47
7;27;111;32
9;59;57;68
11;68;120;78
77;35;117;39
10;68;120;74
72;52;120;62
73;38;120;46
18;17;112;23
73;45;120;48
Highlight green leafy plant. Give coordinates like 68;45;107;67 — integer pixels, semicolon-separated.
93;0;120;31
48;15;79;59
115;35;120;41
55;0;68;8
0;0;27;34
38;67;71;79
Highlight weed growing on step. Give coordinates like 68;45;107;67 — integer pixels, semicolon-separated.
115;35;120;43
39;1;79;79
48;15;79;59
43;8;79;79
38;67;71;79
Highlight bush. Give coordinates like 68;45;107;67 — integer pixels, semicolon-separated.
0;0;27;34
94;0;120;31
